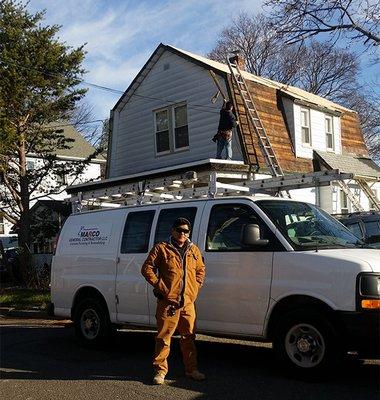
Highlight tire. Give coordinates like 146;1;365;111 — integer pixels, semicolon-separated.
273;309;342;378
74;297;112;347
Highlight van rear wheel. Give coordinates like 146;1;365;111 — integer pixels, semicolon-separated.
273;310;342;378
74;297;112;347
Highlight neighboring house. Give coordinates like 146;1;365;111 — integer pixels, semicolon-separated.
73;43;379;213
0;124;106;236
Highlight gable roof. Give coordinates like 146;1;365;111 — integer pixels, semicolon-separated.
43;124;105;162
113;43;352;115
314;150;380;180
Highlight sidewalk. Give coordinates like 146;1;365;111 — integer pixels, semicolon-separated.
0;307;73;326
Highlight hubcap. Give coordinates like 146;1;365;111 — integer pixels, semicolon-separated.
285;323;325;368
80;308;100;340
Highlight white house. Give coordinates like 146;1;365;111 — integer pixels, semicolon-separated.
0;124;106;236
68;43;379;215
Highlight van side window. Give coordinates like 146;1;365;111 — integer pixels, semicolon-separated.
155;207;197;243
121;210;155;253
206;204;279;252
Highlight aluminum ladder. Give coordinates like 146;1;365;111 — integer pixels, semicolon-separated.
226;56;283;178
356;179;380;211
335;180;364;212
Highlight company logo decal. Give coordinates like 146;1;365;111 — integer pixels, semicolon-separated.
68;224;112;246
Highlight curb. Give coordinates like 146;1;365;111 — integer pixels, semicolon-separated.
0;307;73;326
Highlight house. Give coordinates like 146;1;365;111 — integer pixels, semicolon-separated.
0;124;106;236
71;43;379;214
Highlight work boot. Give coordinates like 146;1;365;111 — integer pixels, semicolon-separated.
153;372;165;385
186;370;206;381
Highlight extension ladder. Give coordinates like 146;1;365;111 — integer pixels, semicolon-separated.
227;56;283;178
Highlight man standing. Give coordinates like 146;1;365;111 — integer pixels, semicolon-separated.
213;99;237;160
141;218;206;385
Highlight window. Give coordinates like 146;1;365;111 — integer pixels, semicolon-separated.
325;115;334;151
174;105;189;149
27;160;35;170
121;210;155;253
56;170;67;185
0;216;4;235
155;109;170;153
206;204;278;252
154;103;189;155
257;200;360;250
340;190;348;213
300;108;311;145
346;222;363;239
154;207;197;243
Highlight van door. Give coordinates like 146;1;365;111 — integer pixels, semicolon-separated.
196;200;284;336
147;203;205;324
116;208;156;324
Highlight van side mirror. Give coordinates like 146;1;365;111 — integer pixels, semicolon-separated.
242;224;269;246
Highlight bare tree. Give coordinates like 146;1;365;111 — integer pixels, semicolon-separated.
264;0;380;49
208;12;379;157
208;13;360;96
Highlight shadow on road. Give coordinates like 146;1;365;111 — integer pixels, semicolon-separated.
1;325;379;400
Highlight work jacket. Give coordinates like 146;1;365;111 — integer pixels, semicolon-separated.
141;240;205;307
217;108;236;131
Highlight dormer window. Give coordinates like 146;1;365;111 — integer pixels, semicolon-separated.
325;115;334;151
300;108;311;146
154;103;189;155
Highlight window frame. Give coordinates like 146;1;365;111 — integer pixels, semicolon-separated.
325;115;335;151
205;203;284;252
120;210;155;254
153;102;189;156
154;206;197;244
300;107;311;147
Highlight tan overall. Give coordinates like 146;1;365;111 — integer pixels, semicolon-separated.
141;241;205;376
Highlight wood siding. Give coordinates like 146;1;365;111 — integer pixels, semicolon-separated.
229;78;367;174
341;112;368;156
229;78;313;173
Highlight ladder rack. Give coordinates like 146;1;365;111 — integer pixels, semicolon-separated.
70;169;354;212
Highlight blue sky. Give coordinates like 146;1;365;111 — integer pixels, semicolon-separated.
27;0;264;132
26;0;378;139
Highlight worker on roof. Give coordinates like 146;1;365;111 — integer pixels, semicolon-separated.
212;99;237;160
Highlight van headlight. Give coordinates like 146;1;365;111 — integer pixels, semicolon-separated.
357;273;380;310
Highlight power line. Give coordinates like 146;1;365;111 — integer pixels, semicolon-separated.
3;59;221;114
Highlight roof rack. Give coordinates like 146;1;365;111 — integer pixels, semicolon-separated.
69;169;353;213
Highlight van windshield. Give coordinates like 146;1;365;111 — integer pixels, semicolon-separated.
256;200;365;250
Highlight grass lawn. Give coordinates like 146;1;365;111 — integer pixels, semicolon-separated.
0;287;50;310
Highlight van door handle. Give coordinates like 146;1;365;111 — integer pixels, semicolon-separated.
116;257;120;264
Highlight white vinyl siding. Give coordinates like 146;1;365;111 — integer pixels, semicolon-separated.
300;108;311;146
293;104;342;158
325;115;334;151
108;51;243;177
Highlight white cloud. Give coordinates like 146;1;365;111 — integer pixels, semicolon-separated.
26;0;264;120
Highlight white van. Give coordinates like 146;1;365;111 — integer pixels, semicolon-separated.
50;195;380;374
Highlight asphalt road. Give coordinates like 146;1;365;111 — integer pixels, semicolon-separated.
0;322;379;400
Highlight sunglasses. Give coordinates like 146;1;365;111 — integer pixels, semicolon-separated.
175;227;190;234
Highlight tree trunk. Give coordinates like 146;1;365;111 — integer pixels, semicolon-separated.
18;138;31;285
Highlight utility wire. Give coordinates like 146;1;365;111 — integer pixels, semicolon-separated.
3;59;221;114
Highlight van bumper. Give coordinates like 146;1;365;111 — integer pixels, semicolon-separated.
337;311;380;357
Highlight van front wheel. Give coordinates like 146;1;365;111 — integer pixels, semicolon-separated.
74;298;112;346
273;310;342;377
